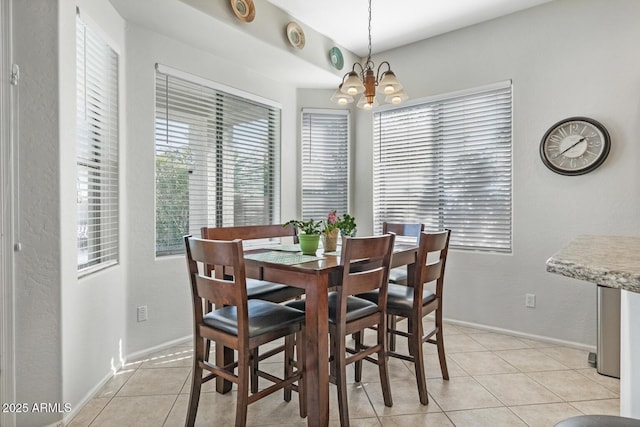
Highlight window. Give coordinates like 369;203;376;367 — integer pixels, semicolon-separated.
76;14;119;274
301;109;349;220
373;82;512;252
155;65;281;256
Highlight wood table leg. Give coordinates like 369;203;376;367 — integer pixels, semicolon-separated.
215;344;234;393
304;275;329;427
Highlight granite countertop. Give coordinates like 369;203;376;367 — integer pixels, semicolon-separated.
546;235;640;293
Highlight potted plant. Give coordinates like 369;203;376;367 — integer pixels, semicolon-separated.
322;210;340;252
284;218;322;255
337;213;357;238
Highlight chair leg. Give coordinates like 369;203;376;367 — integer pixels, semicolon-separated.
406;317;415;357
186;338;205;427
204;338;211;363
203;301;213;363
216;344;234;394
353;331;363;383
284;335;294;402
434;310;449;381
334;333;350;427
388;314;397;351
409;320;429;405
377;317;393;407
250;348;259;394
297;329;307;418
329;330;337;380
235;350;250;427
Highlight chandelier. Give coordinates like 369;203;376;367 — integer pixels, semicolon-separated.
331;0;408;110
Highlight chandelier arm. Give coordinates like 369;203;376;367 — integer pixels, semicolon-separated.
376;61;392;82
351;62;365;74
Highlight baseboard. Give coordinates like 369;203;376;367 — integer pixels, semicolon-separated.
125;335;191;362
441;316;597;353
60;335;191;426
59;362;123;426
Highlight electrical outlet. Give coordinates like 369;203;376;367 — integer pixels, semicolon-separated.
525;294;536;308
137;305;148;322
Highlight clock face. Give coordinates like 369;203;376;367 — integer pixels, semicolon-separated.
540;117;611;175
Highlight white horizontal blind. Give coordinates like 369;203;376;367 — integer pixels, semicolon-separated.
76;14;119;275
155;69;280;256
373;82;512;252
301;110;349;221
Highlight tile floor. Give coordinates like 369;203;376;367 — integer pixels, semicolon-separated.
68;321;620;426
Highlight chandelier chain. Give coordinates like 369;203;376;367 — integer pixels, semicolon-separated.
366;0;372;66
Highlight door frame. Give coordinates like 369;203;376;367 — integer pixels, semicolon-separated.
1;0;16;425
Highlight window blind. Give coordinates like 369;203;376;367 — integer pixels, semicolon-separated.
155;68;281;256
76;14;119;275
301;109;349;221
373;82;512;252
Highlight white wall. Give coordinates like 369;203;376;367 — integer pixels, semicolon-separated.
350;0;640;345
12;1;63;425
59;0;127;415
124;23;301;354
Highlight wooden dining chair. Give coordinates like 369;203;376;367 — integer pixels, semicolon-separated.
358;230;451;405
286;233;395;427
201;224;306;394
184;236;306;426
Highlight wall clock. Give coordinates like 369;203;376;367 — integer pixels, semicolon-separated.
540;117;611;176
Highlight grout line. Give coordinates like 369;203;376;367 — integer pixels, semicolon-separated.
73;324;619;426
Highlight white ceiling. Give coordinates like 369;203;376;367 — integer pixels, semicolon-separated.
108;0;555;87
265;0;553;56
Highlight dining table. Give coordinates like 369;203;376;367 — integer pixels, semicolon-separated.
214;241;419;427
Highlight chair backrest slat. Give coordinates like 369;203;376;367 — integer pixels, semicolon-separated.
194;275;239;307
201;224;298;242
347;268;387;296
421;260;444;285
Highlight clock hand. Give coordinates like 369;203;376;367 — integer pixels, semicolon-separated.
553;137;586;159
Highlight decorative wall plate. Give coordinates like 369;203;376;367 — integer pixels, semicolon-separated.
329;47;344;70
230;0;255;23
286;22;305;49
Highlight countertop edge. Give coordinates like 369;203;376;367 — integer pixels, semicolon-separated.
546;257;640;293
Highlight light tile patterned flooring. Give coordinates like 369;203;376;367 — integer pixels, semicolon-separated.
68;321;620;426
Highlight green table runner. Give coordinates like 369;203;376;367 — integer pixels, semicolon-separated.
245;251;323;265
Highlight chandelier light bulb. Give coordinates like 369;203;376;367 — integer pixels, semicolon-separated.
385;90;408;105
331;85;354;105
384;84;395;95
347;87;358;95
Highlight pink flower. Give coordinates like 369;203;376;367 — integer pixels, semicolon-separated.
327;210;339;225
